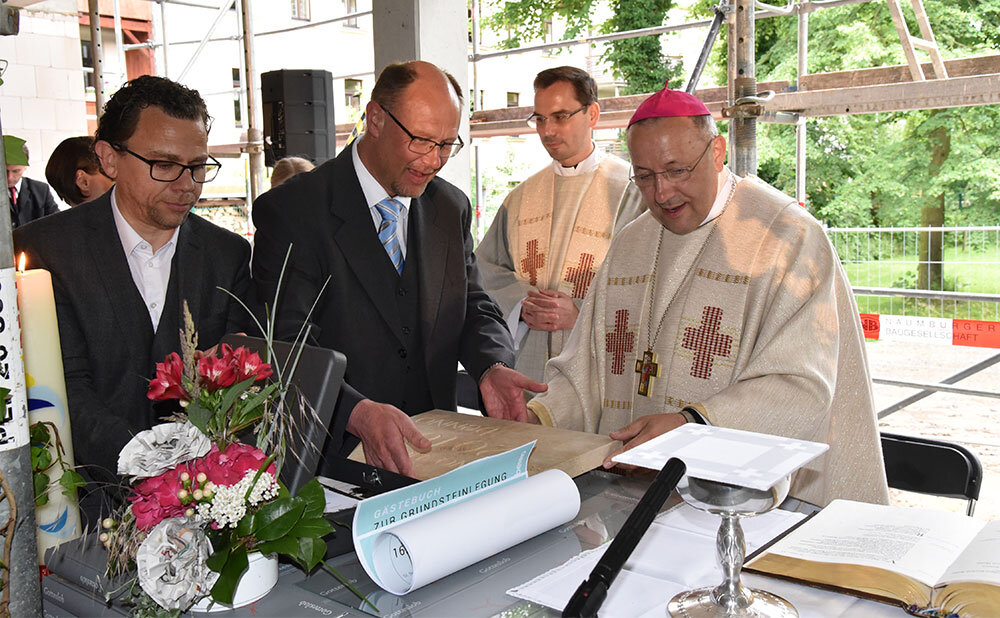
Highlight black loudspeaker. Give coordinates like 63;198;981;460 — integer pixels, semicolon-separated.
261;69;335;166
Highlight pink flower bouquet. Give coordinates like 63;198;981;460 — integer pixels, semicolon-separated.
103;329;336;612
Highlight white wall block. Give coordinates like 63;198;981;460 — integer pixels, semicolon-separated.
35;65;70;99
50;34;83;71
20;95;55;129
53;97;85;132
1;63;38;98
16;34;52;68
0;96;24;127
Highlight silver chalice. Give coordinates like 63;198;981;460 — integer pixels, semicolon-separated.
667;474;796;617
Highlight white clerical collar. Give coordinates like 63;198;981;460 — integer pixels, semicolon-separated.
551;142;602;177
110;186;179;254
351;136;412;211
699;167;738;227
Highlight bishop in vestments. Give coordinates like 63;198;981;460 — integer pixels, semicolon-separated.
526;86;889;508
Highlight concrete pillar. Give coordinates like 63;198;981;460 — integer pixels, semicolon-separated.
373;0;471;198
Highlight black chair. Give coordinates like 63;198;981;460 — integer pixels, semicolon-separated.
222;334;346;495
880;432;983;516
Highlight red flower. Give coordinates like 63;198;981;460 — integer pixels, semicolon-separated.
231;346;273;383
191;443;275;487
147;353;190;402
198;354;237;391
130;467;189;530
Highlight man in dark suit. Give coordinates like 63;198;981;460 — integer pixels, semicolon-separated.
15;76;251;519
5;135;59;227
253;61;545;476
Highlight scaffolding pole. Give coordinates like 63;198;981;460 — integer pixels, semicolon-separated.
796;5;809;203
87;0;105;116
238;0;264;204
730;0;758;177
0;114;41;617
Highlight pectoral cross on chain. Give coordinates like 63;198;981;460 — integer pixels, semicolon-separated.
634;350;660;397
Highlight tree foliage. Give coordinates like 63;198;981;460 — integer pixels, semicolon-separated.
482;0;683;94
686;0;1000;227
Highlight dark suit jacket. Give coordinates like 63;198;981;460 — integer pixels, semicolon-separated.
12;176;59;228
14;193;252;484
252;144;515;457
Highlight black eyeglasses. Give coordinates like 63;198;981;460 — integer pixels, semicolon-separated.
629;138;716;187
379;104;464;159
526;104;589;129
113;144;222;183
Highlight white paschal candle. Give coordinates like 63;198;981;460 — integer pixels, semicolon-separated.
16;254;81;561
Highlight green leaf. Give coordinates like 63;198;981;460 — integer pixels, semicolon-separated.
58;469;86;498
217;376;257;415
234;511;255;537
206;546;231;573
236;383;278;421
210;547;249;605
29;422;50;445
255;536;299;556
253;497;305;541
33;473;49;506
289;516;333;539
294;535;327;572
31;445;52;472
186;401;212;434
295;478;325;519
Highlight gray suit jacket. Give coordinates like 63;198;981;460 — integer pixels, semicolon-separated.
14;193;252;484
252;144;515;459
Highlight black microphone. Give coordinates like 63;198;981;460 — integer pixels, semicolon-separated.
562;457;687;618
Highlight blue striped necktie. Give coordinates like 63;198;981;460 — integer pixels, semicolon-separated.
376;197;404;274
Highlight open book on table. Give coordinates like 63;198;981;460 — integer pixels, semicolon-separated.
744;499;1000;617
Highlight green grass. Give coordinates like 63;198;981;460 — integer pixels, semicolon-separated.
828;236;1000;320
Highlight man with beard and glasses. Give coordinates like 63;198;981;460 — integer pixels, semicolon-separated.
252;61;545;477
14;75;251;521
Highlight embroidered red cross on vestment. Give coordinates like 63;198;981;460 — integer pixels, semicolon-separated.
564;252;597;298
520;239;546;286
681;306;732;379
605;309;635;375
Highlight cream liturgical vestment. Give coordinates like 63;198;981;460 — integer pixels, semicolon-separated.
529;173;889;507
476;151;645;382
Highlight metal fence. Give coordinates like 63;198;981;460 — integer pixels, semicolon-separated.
827;226;1000;321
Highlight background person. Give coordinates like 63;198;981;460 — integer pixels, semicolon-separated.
45;135;114;206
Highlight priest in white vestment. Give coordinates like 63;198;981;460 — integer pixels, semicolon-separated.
476;67;645;382
526;87;889;508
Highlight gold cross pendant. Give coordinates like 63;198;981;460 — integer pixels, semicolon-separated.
634;350;660;397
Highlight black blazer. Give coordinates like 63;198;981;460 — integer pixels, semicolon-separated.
11;176;59;228
14;193;252;479
252;145;515;454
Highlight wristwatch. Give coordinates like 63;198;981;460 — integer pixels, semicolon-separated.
679;407;707;425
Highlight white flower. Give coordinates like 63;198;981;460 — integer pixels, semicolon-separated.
200;471;279;529
136;518;219;610
118;423;211;478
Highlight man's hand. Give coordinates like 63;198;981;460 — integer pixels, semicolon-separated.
521;289;579;332
602;413;687;468
479;365;546;423
345;399;431;476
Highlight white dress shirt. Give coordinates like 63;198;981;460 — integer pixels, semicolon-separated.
111;188;179;332
352;138;411;258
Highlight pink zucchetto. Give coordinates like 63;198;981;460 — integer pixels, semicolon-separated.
628;86;711;127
